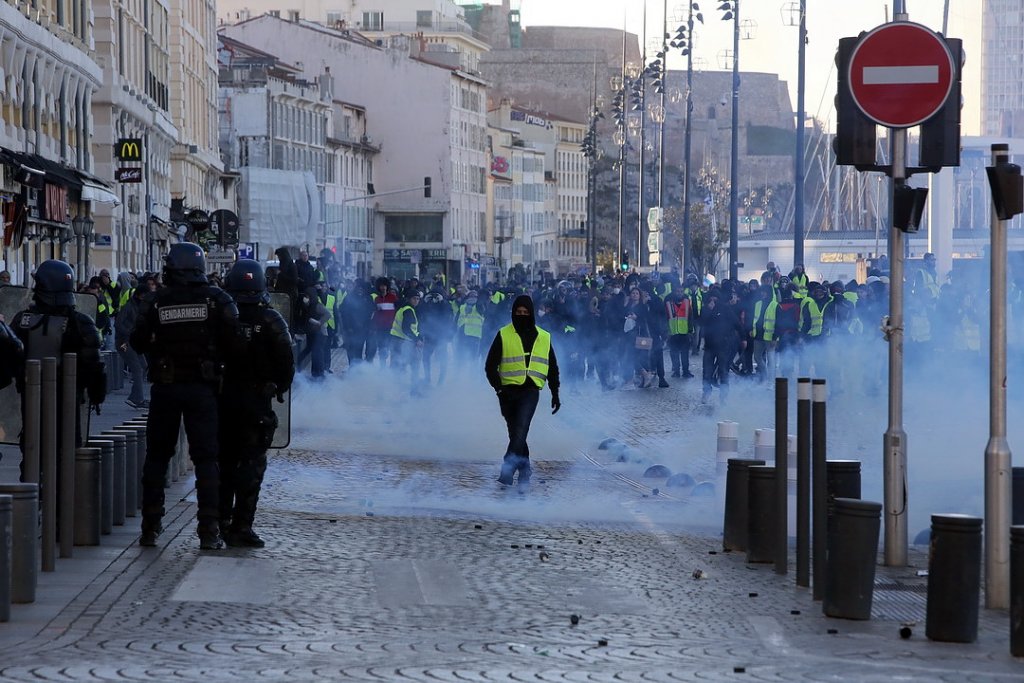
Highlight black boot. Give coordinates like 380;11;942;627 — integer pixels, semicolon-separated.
498;454;517;485
139;517;162;547
197;520;224;550
225;526;265;548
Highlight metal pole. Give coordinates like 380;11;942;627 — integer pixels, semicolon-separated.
59;353;76;559
774;377;788;575
41;358;57;572
22;361;41;486
812;378;828;599
985;143;1012;609
617;12;626;267
638;1;647;269
728;2;740;282
796;377;811;587
682;1;694;274
657;0;667;231
793;0;806;268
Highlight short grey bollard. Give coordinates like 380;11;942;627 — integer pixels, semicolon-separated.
746;466;776;564
823;498;881;620
926;514;982;643
0;484;39;604
74;448;102;546
0;494;11;622
124;421;147;511
108;428;138;516
99;432;127;526
85;439;114;536
723;458;766;552
826;460;862;533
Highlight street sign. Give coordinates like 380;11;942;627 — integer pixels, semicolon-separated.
649;251;661;266
237;243;256;260
848;22;955;129
647;206;662;232
647;230;662;253
206;249;237;264
115;168;142;183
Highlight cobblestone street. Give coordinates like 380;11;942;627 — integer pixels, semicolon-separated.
0;364;1020;681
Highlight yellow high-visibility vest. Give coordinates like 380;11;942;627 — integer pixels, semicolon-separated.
497;324;551;389
458;304;484;338
390;305;419;340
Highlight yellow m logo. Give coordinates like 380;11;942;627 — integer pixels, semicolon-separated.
116;139;142;161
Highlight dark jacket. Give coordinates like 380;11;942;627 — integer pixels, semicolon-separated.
484;295;560;395
699;297;744;353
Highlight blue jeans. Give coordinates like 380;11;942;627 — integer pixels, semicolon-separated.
119;346;147;403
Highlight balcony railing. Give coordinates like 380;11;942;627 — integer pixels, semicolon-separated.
359;20;486;43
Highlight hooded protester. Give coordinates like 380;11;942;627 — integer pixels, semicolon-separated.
484;295;561;490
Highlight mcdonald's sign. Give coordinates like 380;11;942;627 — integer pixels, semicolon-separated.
115;138;143;161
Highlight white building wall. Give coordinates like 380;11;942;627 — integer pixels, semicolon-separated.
221;16;460;278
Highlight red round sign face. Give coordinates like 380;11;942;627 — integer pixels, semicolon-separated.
848;22;955;128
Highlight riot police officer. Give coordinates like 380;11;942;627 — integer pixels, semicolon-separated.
219;259;294;547
11;260;106;481
130;243;240;550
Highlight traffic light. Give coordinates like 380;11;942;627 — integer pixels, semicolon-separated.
620;249;629;271
986;160;1024;221
919;38;962;170
833;36;877;168
892;184;928;233
424;177;431;198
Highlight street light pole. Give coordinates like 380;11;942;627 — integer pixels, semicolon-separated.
638;0;647;270
794;0;806;268
728;1;740;282
682;3;696;275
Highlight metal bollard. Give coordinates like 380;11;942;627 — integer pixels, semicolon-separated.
827;460;862;533
1012;526;1024;657
107;428;138;517
41;358;57;573
774;379;789;576
716;421;739;476
60;353;77;559
1013;468;1024;526
0;484;39;604
22;361;41;485
125;422;147;511
86;439;114;535
926;514;983;643
99;433;127;526
747;465;776;564
723;458;766;552
73;448;102;546
811;378;828;601
796;378;811;587
823;498;882;620
0;494;11;622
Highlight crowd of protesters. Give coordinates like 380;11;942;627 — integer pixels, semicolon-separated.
14;246;1014;408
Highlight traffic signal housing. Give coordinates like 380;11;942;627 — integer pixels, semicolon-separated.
892;184;929;233
620;249;630;271
834;36;877;169
919;38;963;170
986;161;1024;221
424;177;432;198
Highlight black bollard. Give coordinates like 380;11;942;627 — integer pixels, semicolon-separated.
827;460;862;532
0;494;11;622
99;432;127;527
796;378;811;587
0;484;39;604
747;466;776;564
723;458;766;552
823;498;881;620
1011;526;1024;656
774;379;789;576
1013;468;1024;526
73;448;102;546
926;514;982;643
86;439;114;535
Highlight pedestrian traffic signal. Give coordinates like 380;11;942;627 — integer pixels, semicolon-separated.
986;159;1024;221
892;184;928;233
621;250;629;271
424;177;432;198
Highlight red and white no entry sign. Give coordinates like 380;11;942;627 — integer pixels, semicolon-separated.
848;22;955;128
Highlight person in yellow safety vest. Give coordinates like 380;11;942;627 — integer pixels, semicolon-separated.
390;290;423;395
789;264;809;299
484;294;561;490
324;288;338;360
799;283;830;339
749;284;778;382
914;252;941;300
665;289;694;378
456;290;485;361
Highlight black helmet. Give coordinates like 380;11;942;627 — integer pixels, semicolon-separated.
163;243;207;285
33;260;76;307
224;259;269;304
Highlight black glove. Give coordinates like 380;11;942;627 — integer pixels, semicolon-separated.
551;393;561;415
276;392;286;404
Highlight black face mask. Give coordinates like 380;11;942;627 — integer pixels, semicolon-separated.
512;314;532;334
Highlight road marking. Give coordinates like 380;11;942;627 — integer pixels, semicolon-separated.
862;65;938;85
171;557;277;604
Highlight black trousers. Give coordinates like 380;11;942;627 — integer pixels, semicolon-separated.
218;388;273;529
142;382;220;532
497;388;539;482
